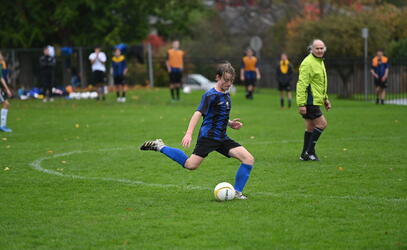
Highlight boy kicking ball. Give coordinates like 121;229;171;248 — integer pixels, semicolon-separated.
140;62;254;199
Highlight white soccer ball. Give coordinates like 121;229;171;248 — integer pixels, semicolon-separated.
183;86;192;94
214;182;235;201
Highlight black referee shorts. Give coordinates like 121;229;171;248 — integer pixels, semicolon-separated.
192;137;241;158
301;105;323;120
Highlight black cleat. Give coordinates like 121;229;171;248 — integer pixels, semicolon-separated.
300;152;320;161
300;152;309;161
308;154;320;161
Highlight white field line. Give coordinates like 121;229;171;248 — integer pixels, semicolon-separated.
29;147;407;204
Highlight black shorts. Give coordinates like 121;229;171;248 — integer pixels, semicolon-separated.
278;82;291;91
192;137;241;158
114;75;125;85
374;78;387;88
302;105;323;120
169;71;182;84
244;78;256;87
93;70;105;84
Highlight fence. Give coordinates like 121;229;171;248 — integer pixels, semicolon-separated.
1;47;406;104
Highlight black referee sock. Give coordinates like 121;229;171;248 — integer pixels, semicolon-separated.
176;87;180;100
122;91;126;97
306;127;324;155
116;91;120;97
288;99;292;108
302;131;312;155
170;89;175;100
280;98;284;108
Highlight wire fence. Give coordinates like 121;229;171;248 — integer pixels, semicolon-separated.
1;47;406;104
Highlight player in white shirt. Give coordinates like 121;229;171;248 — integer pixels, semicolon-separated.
89;47;107;100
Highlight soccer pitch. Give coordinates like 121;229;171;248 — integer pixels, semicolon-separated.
1;88;406;249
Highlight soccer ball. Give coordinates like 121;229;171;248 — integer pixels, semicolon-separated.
214;182;235;201
183;86;192;94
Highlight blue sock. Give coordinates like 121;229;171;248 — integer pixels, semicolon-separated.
234;163;253;192
160;146;188;167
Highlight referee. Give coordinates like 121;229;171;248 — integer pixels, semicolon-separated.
297;39;331;161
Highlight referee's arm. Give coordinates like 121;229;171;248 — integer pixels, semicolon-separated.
296;63;311;107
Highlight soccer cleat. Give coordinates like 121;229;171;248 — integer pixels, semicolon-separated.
140;139;165;151
300;152;320;161
235;191;248;200
300;153;309;161
308;154;320;161
0;126;12;132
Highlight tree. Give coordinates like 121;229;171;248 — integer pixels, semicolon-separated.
0;0;203;48
285;4;406;98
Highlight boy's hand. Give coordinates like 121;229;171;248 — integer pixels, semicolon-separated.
6;89;12;98
182;134;192;148
229;118;243;130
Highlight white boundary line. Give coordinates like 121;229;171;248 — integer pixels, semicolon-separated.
29;147;407;204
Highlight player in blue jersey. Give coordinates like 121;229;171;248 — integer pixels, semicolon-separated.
140;62;254;199
112;48;128;102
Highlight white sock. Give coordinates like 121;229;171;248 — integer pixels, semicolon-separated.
1;108;7;127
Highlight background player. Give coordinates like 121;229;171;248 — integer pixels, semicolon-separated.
89;47;107;100
112;48;128;103
276;53;293;108
140;62;254;199
166;40;184;101
0;61;12;132
297;39;331;161
240;48;261;99
39;46;56;102
370;49;389;105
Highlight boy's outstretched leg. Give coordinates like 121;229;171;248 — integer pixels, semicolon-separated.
141;139;195;168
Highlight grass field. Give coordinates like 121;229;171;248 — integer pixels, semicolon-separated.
1;87;406;249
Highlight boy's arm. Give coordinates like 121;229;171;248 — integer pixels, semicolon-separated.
181;111;202;148
383;67;389;80
166;52;171;72
1;78;11;97
256;67;261;79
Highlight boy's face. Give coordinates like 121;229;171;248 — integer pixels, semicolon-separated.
114;49;121;56
216;73;233;92
377;51;383;58
246;49;253;57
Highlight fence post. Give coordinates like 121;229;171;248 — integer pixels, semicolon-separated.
147;43;154;88
362;28;369;102
78;47;86;88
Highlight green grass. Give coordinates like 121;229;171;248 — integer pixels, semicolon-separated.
1;88;406;249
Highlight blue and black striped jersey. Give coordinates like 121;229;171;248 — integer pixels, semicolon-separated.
197;88;231;141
